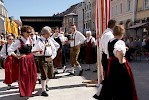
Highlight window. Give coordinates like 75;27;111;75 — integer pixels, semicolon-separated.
144;0;149;9
90;12;91;18
116;5;118;15
87;13;89;19
111;6;114;17
120;3;122;14
127;0;131;11
89;2;91;10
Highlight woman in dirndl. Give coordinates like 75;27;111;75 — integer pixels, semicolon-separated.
8;25;37;98
51;27;67;73
98;25;138;100
1;34;19;90
85;31;96;71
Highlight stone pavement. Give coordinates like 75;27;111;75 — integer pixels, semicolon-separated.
0;61;149;100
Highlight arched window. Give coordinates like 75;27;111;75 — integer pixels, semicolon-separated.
127;0;131;11
144;0;149;9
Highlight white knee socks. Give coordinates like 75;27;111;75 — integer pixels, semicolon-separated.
41;80;46;92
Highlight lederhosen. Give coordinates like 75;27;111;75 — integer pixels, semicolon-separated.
53;37;62;68
70;32;80;67
38;39;54;80
18;39;37;97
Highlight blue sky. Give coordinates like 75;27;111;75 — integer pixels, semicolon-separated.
4;0;83;20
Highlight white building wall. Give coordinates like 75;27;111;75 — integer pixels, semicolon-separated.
76;2;84;34
0;1;8;34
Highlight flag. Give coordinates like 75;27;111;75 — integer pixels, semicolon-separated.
96;0;111;84
11;21;19;37
5;18;12;34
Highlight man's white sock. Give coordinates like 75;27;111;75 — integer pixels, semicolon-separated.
78;65;82;70
41;80;46;92
87;64;90;69
46;79;50;85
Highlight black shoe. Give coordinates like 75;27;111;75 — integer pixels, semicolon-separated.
20;93;23;97
46;85;49;91
79;69;83;76
54;71;59;74
7;85;11;90
85;68;91;71
93;94;99;99
38;79;41;84
69;72;75;76
41;91;48;97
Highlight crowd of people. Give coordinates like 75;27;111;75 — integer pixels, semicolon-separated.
1;19;148;99
0;24;97;99
123;35;149;61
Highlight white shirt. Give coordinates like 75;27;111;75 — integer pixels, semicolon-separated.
31;35;40;46
51;33;66;43
32;36;57;59
50;37;60;51
8;36;32;56
0;43;10;59
70;31;86;47
100;28;114;58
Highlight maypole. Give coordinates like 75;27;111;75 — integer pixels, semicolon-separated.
82;0;111;86
96;0;111;85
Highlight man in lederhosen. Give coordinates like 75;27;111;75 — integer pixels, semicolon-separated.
69;24;86;76
32;26;58;96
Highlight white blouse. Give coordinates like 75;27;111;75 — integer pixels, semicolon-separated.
86;36;96;43
113;40;126;57
51;33;66;43
0;43;10;59
8;36;32;56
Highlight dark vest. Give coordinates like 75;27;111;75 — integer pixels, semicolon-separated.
19;39;32;54
54;37;62;48
108;39;118;58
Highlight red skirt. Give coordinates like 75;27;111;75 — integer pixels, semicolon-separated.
107;57;138;100
4;56;19;84
18;54;37;97
53;48;62;68
86;46;93;64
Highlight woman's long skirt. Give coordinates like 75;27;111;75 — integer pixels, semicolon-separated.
3;56;19;84
19;54;37;97
53;48;62;68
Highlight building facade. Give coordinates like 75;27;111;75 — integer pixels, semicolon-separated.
0;0;8;34
62;2;84;33
136;0;149;22
110;0;135;28
84;0;96;35
76;2;84;34
135;0;149;38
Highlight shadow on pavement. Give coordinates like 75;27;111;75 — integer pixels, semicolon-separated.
48;83;86;90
